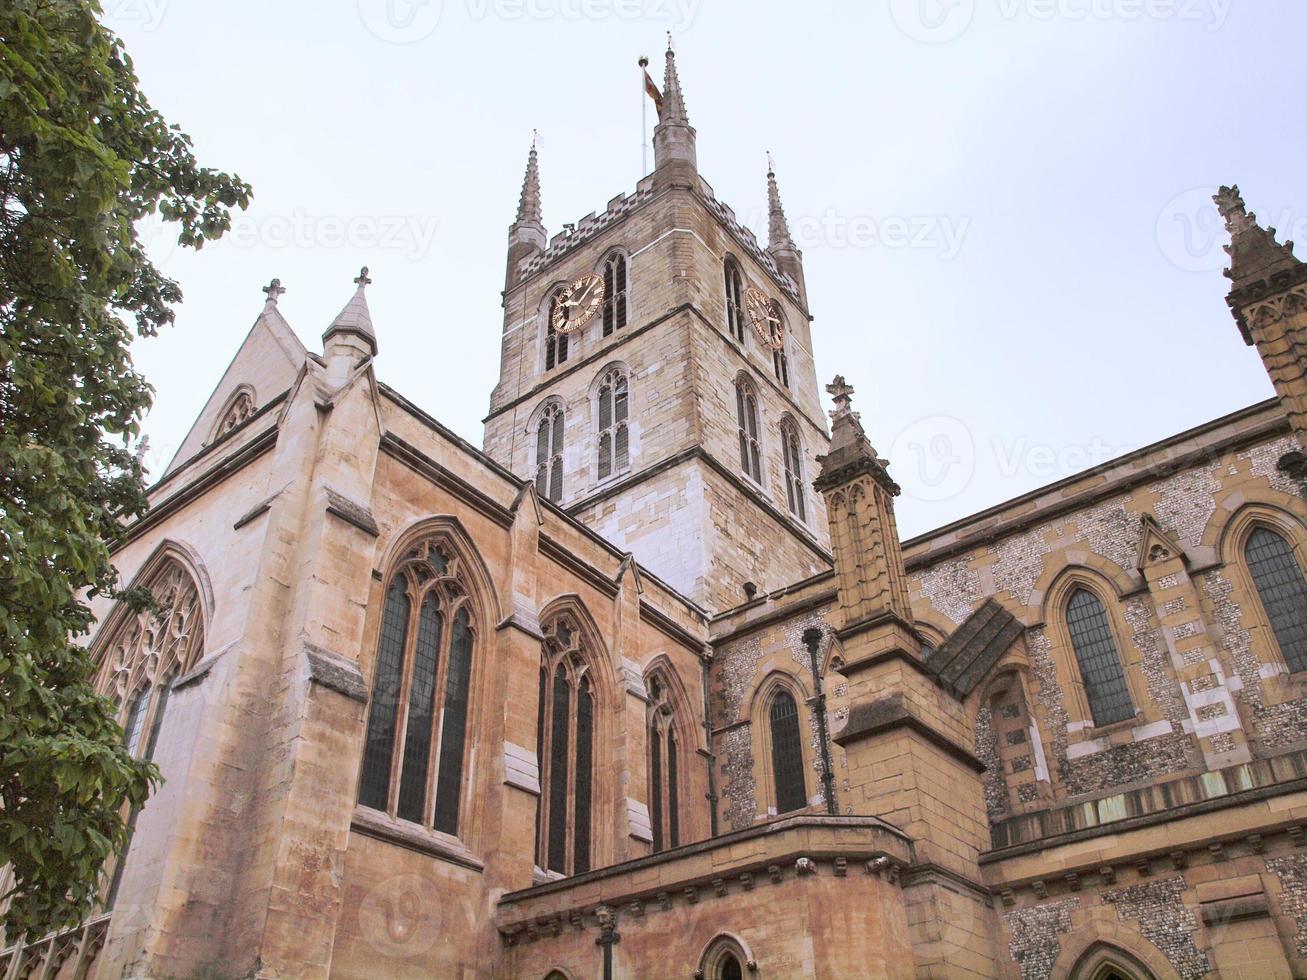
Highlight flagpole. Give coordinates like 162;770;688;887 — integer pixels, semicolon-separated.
638;55;649;176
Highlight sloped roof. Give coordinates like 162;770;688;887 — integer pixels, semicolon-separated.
927;599;1024;697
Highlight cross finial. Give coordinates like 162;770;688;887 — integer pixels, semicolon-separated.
531;128;539;151
354;266;372;288
666;31;674;54
766;150;775;176
827;375;856;417
262;277;286;305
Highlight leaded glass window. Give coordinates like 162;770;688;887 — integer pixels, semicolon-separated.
1245;526;1307;673
545;288;569;370
769;690;806;814
536;614;599;875
358;538;478;837
646;673;681;852
780;420;806;521
1065;588;1133;727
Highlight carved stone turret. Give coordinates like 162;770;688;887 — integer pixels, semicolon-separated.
505;140;546;290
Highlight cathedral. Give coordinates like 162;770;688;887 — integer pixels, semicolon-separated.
7;47;1307;979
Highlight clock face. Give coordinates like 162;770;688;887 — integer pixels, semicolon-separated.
745;287;785;350
552;274;605;334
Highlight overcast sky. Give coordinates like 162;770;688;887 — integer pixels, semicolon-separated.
114;0;1305;539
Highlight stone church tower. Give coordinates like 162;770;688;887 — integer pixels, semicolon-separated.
483;48;831;612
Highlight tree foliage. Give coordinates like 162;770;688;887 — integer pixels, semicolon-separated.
0;0;250;936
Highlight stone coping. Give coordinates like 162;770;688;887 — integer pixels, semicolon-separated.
986;747;1307;854
496;814;913;932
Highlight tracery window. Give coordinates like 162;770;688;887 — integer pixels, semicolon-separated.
596;369;630;481
536;615;596;876
772;340;790;388
94;557;205;907
735;376;761;483
1065;588;1133;727
724;258;745;343
769;689;806;814
545;288;569;370
535;402;565;503
1244;526;1307;673
602;252;628;337
214;388;255;441
780;419;806;521
646;673;680;852
358;538;477;837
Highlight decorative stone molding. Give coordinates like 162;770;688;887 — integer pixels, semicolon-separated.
323;486;380;537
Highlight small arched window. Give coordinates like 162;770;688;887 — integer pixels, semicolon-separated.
700;935;753;980
602;252;628;336
724;258;745;343
535;402;565;503
358;538;477;837
772;318;790;388
545;288;569;371
646;673;681;852
213;387;255;442
769;689;806;814
596;370;630;481
1065;588;1133;727
780;419;806;521
536;616;597;875
735;377;761;483
1244;526;1307;673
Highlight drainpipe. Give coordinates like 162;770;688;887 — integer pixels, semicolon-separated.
595;906;619;980
700;653;719;838
803;627;838;816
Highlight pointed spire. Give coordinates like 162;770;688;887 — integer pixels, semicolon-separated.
262;277;286;312
322;266;377;357
814;376;898;495
766;154;796;252
515;134;543;227
652;39;696;173
660;39;689;126
1216;185;1302;294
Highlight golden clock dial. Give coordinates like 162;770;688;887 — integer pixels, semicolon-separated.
552;274;606;334
745;286;785;350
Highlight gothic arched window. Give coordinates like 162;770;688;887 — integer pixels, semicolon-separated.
735;377;761;483
1244;526;1307;673
602;252;628;337
1065;588;1133;727
535;402;565;503
646;673;681;852
95;556;205;907
772;316;790;387
724;258;745;343
212;387;255;442
596;369;630;481
545;288;570;371
358;538;477;837
780;419;806;521
536;615;597;875
769;689;806;814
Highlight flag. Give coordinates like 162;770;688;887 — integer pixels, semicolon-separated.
643;69;663;120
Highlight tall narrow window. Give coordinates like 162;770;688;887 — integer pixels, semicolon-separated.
358;538;478;837
724;258;745;342
769;690;806;814
535;402;565;503
780;420;807;521
735;377;761;483
646;673;681;852
773;344;790;388
545;289;569;370
1065;588;1133;727
1245;526;1307;673
536;615;599;875
602;252;628;336
596;369;630;481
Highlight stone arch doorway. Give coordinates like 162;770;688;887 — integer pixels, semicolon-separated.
1069;942;1160;980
